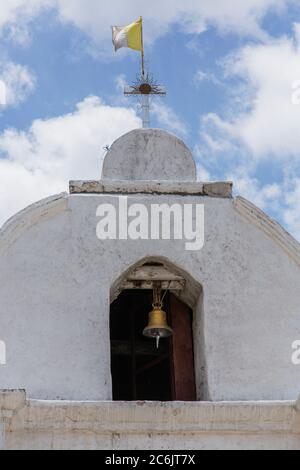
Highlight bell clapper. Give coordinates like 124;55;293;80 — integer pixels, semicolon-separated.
156;335;160;349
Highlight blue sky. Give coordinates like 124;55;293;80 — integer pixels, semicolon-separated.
0;0;300;241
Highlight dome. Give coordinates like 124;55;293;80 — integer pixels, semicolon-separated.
101;128;196;181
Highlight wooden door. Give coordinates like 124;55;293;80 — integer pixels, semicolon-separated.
169;294;196;401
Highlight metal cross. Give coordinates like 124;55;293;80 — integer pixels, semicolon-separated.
124;73;166;128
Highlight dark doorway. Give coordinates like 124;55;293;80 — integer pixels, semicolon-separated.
110;290;196;401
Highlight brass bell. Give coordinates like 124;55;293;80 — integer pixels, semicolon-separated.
143;304;173;348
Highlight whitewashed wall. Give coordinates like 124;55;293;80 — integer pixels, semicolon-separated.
0;191;299;401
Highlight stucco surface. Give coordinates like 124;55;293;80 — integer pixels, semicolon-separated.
0;192;299;401
1;391;300;450
101;128;197;181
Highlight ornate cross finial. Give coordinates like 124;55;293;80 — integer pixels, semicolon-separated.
124;72;166;128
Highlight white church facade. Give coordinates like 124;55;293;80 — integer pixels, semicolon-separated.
0;128;300;450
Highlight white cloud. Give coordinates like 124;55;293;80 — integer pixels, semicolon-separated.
204;28;300;160
196;164;211;182
194;69;221;86
0;0;293;49
212;160;299;238
229;170;282;213
0;96;140;226
0;61;36;107
194;26;300;241
0;81;6;106
0;0;52;44
115;74;127;93
151;101;188;136
54;0;289;43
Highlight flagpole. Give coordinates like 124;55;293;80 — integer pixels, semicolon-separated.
140;17;145;78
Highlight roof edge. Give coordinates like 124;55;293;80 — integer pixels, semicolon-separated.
234;196;300;267
0;193;69;256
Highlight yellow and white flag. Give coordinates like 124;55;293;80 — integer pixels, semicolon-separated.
112;17;143;52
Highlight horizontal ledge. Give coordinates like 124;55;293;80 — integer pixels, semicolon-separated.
3;391;300;434
69;180;233;198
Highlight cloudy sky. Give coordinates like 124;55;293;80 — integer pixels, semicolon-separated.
0;0;300;240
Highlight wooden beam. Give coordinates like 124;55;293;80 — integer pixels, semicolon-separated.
128;265;184;282
122;280;184;291
121;265;185;292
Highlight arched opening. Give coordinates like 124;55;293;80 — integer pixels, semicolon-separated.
110;258;203;402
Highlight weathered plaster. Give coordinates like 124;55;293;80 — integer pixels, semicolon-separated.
1;391;300;450
69;180;233;198
101;129;197;181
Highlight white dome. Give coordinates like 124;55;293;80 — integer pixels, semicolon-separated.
101;128;196;181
